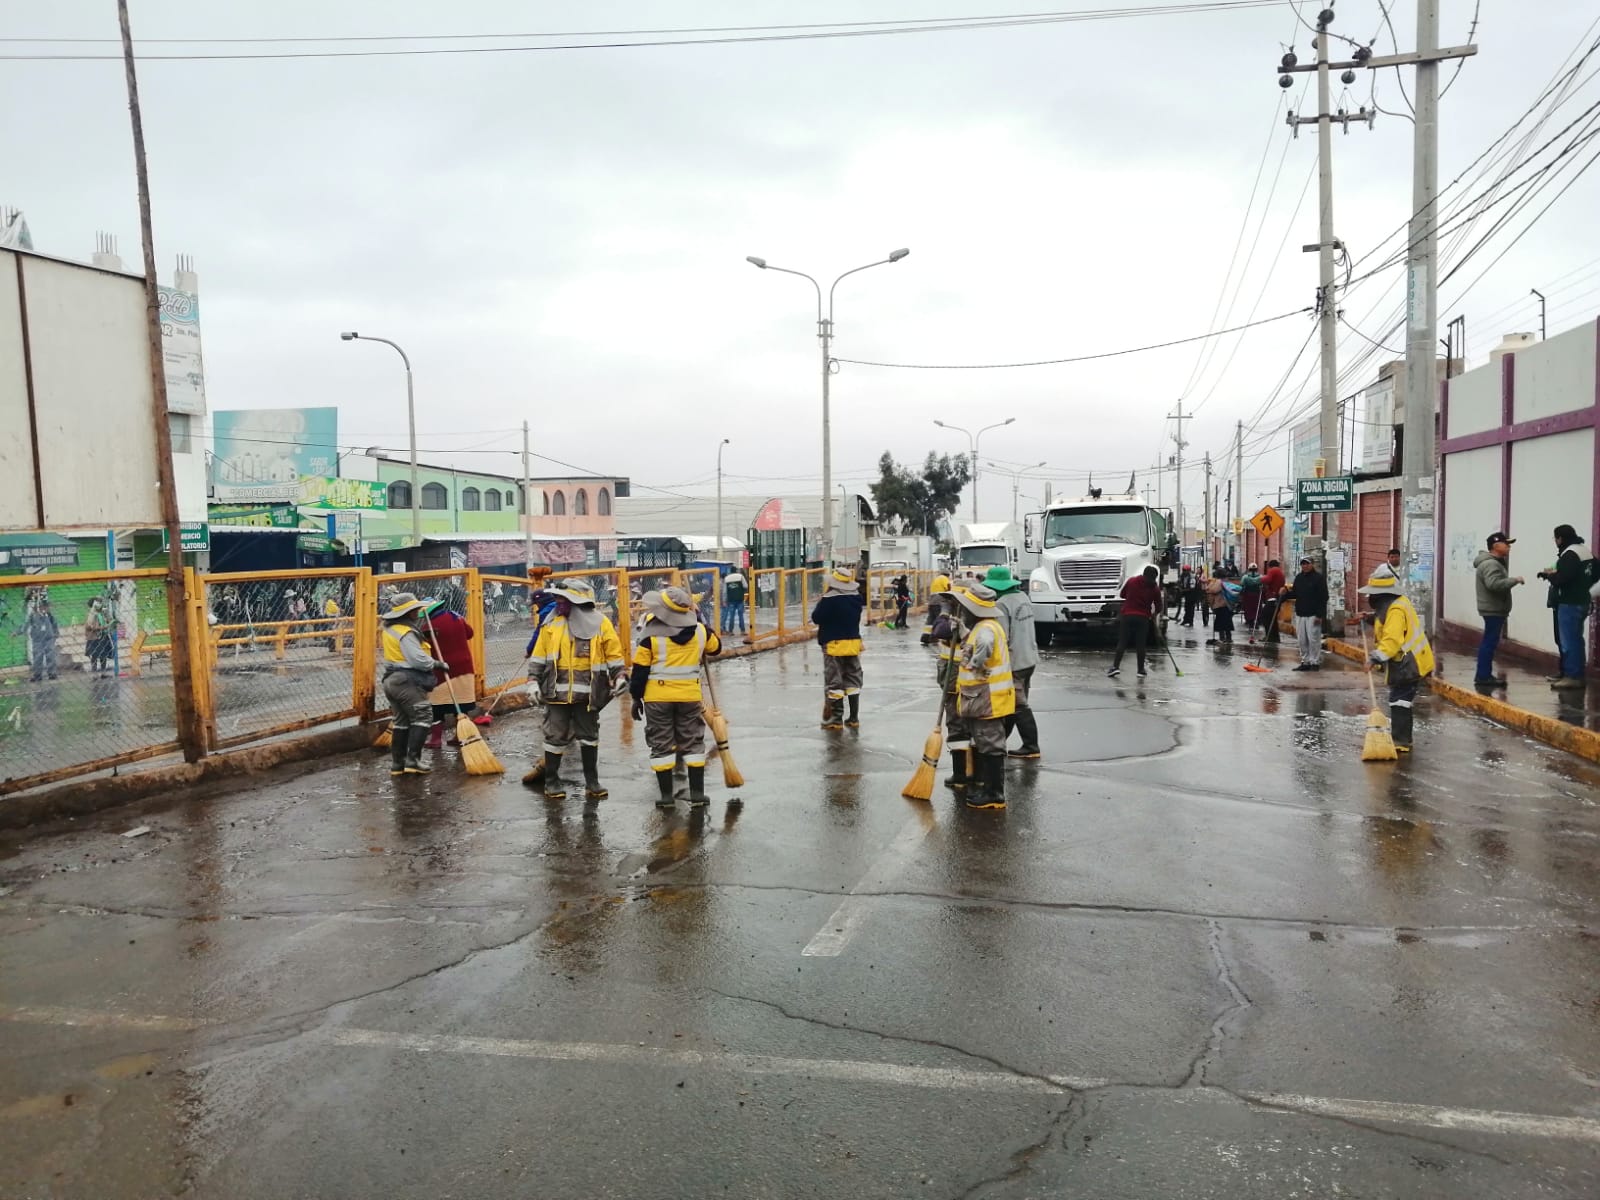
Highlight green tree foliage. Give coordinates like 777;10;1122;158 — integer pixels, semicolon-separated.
869;451;972;535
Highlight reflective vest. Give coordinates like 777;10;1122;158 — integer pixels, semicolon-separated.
530;616;625;705
956;618;1015;719
634;625;720;702
1374;595;1435;679
381;621;433;674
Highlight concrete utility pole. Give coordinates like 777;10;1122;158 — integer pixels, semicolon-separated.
1203;452;1212;559
118;0;203;763
1234;420;1244;566
716;438;731;560
522;420;533;570
1169;399;1191;540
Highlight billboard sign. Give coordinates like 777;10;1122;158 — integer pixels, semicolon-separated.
209;504;299;528
1291;417;1323;487
295;476;387;512
211;407;338;502
1357;376;1396;474
160;522;211;552
158;285;206;416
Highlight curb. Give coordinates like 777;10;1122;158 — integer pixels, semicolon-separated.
1325;638;1600;766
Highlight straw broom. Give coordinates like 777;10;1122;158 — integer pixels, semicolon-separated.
902;658;957;801
422;608;504;775
701;666;744;788
1359;622;1398;763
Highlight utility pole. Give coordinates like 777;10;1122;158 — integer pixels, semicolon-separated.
1203;452;1212;561
716;438;731;560
1169;399;1192;542
1234;421;1244;567
522;420;533;570
118;0;202;763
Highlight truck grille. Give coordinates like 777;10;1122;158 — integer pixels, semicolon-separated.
1055;557;1123;590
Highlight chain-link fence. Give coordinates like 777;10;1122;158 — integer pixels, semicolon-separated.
371;569;480;721
0;568;179;792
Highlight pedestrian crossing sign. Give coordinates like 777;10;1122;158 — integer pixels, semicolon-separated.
1250;506;1285;540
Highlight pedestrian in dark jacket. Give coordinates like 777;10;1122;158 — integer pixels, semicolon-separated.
1279;557;1329;670
811;568;866;728
1473;532;1523;687
1260;560;1286;644
1108;566;1162;678
1538;523;1594;688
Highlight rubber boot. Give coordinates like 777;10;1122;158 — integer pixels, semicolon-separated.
655;770;677;810
390;728;410;776
821;698;844;730
965;753;1006;811
1008;707;1041;759
580;744;607;800
1391;705;1414;754
943;747;969;792
541;751;567;800
686;765;709;807
423;722;444;751
402;725;432;774
845;694;860;729
520;758;545;789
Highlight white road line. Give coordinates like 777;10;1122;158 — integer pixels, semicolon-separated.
6;1004;1600;1144
801;811;936;957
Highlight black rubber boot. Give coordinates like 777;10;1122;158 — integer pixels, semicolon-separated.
541;751;566;799
943;747;969;792
965;754;1006;810
845;695;860;728
655;770;677;809
821;699;844;730
1391;705;1414;753
402;725;431;774
1009;707;1041;759
686;765;709;807
580;744;607;799
389;728;409;776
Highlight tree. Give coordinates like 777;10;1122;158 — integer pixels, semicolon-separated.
870;451;971;535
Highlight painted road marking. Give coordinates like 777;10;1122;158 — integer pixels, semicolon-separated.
802;811;936;957
6;1004;1600;1144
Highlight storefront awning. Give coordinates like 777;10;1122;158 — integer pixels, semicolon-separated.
0;532;80;569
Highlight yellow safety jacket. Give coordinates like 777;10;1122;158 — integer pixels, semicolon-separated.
825;637;863;657
634;625;722;702
529;616;626;706
381;621;433;668
1373;595;1435;680
957;618;1015;719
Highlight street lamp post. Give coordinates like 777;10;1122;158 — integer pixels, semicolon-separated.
716;438;731;561
341;332;419;548
745;248;909;566
934;417;1015;522
986;460;1048;525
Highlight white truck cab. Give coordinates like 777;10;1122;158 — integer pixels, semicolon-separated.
1023;492;1175;641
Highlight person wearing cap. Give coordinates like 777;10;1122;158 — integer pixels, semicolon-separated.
889;575;912;630
1537;524;1596;689
629;586;723;808
1360;568;1434;752
721;570;748;636
380;593;447;775
1277;557;1329;671
985;565;1041;758
1108;565;1162;678
424;588;484;750
525;578;627;805
920;574;952;644
1473;532;1524;688
948;584;1015;809
811;568;866;730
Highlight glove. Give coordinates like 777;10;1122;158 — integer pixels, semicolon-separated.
611;673;630;698
919;634;932;645
631;699;644;721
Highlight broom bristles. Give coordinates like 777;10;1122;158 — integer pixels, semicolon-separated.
901;727;943;801
374;725;392;749
455;714;504;775
704;705;744;787
1362;725;1399;762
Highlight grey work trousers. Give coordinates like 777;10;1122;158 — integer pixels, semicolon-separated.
382;669;435;731
823;654;863;699
645;700;706;771
542;702;600;754
1295;615;1324;666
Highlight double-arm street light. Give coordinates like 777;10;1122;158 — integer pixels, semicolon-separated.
745;248;910;566
341;331;419;548
934;417;1015;522
987;459;1049;525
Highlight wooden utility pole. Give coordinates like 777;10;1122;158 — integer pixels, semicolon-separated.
118;0;204;761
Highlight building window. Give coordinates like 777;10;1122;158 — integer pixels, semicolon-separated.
505;490;516;508
168;412;192;454
519;488;527;514
574;488;588;516
461;486;481;511
484;490;502;511
388;481;413;509
597;487;611;516
542;491;550;515
421;482;449;510
551;490;566;516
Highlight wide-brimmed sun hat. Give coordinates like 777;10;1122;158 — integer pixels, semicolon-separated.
824;568;858;596
549;578;597;606
1357;567;1405;597
983;565;1020;594
381;592;432;620
950;583;1001;617
642;586;700;628
930;574;952;594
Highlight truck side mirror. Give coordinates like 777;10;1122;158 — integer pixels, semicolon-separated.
1023;514;1041;554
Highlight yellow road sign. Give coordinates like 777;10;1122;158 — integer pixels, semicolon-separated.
1250;506;1285;540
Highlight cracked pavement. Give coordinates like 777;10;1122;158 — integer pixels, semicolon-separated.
4;628;1600;1198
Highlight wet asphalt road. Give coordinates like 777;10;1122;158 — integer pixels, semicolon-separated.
4;625;1600;1198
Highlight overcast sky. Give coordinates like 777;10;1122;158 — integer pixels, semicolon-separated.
3;0;1596;528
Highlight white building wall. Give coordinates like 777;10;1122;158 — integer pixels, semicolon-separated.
1515;320;1598;423
1508;429;1594;649
0;254;36;525
1445;360;1501;438
1440;446;1500;630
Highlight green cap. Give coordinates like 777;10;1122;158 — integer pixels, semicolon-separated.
983;565;1020;593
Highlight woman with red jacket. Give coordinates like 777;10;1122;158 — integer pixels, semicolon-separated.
1108;565;1163;678
423;595;486;748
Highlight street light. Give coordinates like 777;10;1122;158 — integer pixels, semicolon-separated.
986;459;1048;525
745;247;910;566
716;438;731;562
341;331;419;548
934;417;1015;522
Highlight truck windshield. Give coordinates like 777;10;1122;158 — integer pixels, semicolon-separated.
1043;506;1149;548
958;546;1009;566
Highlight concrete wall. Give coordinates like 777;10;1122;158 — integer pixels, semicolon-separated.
1440;446;1500;631
1509;429;1594;648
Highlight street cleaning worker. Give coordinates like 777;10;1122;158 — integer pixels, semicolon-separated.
1360;568;1434;754
22;598;60;683
811;567;865;730
984;565;1041;760
920;574;952;643
527;578;627;804
425;589;485;749
380;592;446;775
949;584;1015;810
1109;565;1162;677
630;586;722;808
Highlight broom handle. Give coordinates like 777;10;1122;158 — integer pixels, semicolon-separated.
1360;620;1382;711
702;660;720;710
420;608;468;722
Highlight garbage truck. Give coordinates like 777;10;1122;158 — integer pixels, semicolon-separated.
952;522;1022;584
1022;491;1177;642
